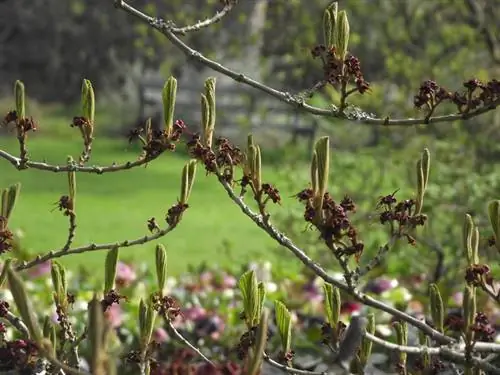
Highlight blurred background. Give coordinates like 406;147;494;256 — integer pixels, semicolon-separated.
0;0;499;294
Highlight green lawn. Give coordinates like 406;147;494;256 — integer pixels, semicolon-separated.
0;135;305;276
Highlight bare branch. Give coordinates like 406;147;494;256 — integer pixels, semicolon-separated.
165;319;214;366
15;226;175;272
366;332;500;374
115;0;500;127
0;149;157;174
263;352;329;375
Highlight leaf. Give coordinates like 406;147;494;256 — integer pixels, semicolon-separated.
14;80;25;119
162;76;177;135
1;183;21;220
238;270;259;328
429;283;444;333
274;300;292;354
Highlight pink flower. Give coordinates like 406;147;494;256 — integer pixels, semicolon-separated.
199;271;213;286
153;327;169;343
28;260;51;278
222;274;237;289
341;301;362;315
183;306;207;322
104;304;123;328
115;262;137;288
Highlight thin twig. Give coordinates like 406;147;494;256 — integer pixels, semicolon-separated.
215;174;453;345
115;0;500;127
62;212;77;252
166;320;215;366
366;332;500;374
0;149;157;174
263;352;327;375
170;2;235;35
15;226;175;272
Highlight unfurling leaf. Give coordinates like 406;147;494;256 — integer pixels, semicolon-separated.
180;163;190;205
187;159;197;203
238;270;260;329
104;246;119;293
162;76;177;136
335;11;350;60
429;283;444;333
155;244;167;294
488;200;500;253
463;214;474;264
7;265;43;343
274;301;292;359
248;308;269;375
359;314;375;368
323;283;340;328
326;2;338;45
1;183;21;221
14;80;26;119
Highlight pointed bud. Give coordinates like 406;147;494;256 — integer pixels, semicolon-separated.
255;281;266;327
415;159;425;215
488;200;500;253
51;261;67;307
201;94;211;146
14;80;26;119
138;298;156;348
7;265;43;343
325;2;338;47
393;321;408;365
0;259;12;288
67;156;76;205
421;148;430;189
323;10;333;48
254;145;262;192
429;284;444;333
238;270;260;329
314;137;329;219
1;183;21;220
82;79;95;124
162;76;177;136
463;286;476;331
471;227;479;264
204;77;216;148
104;246;119;293
359;314;375;368
310;151;318;196
335;11;350;60
463;214;474;264
155;244;167;294
88;294;105;375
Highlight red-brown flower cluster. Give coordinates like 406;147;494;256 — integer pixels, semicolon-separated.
141;119;188;159
377;191;427;244
187;135;243;178
296;189;363;258
101;289;127;312
471;312;495;342
152;293;182;320
465;263;492;287
0;217;13;255
2;110;38;132
0;339;38;372
166;202;189;227
311;44;370;94
414;78;500;114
